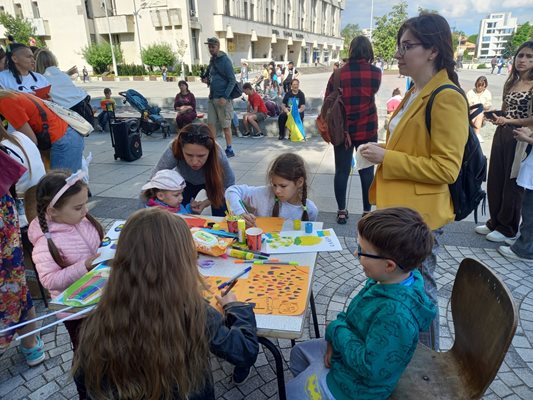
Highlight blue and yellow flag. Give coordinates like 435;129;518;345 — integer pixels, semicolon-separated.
286;97;306;142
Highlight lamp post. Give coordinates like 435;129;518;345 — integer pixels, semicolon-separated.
133;0;148;63
369;0;374;41
102;0;118;76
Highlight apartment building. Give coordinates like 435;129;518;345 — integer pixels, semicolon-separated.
0;0;344;72
476;12;517;59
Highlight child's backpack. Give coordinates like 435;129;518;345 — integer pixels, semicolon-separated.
425;84;487;222
316;69;351;148
264;100;280;117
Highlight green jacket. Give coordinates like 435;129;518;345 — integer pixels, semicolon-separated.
325;270;436;400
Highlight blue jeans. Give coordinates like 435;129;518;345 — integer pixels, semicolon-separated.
50;127;84;172
286;339;335;400
511;189;533;259
98;111;111;131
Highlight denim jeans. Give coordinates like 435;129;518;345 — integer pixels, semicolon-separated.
511;189;533;259
50;127;84;173
286;339;335;400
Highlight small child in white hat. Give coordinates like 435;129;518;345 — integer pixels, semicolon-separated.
141;169;192;214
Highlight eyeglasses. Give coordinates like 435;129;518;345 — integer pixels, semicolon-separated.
357;244;405;270
396;42;424;57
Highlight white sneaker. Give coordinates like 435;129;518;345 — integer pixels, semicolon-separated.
498;246;533;262
475;225;491;235
486;230;516;243
505;237;517;246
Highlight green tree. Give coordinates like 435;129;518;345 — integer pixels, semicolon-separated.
467;34;478;44
372;1;408;66
417;6;438;14
340;23;362;59
141;43;177;70
503;23;533;58
81;43;123;74
0;13;44;46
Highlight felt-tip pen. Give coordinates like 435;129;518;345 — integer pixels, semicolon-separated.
217;266;252;290
252;261;299;265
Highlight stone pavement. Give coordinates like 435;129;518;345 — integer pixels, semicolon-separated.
1;70;533;399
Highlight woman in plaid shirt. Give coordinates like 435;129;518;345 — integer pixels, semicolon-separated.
325;36;381;224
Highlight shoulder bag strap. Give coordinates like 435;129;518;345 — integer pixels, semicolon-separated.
425;84;469;135
333;68;341;92
25;95;50;137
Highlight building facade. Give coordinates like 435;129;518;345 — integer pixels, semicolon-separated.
476;12;517;60
0;0;344;73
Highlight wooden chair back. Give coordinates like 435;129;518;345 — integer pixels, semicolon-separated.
450;258;517;397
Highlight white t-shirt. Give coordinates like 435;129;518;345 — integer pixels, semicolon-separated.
388;91;419;137
0;70;50;94
225;184;318;221
517;150;533;190
43;66;87;108
1;131;46;194
466;88;492;109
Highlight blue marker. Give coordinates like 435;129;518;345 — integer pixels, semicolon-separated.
217;266;252;290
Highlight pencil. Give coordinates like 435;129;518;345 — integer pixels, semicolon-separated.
238;199;249;213
253;261;299;265
222;280;238;296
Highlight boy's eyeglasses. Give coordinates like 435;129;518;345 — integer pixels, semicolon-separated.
357;244;405;270
396;42;423;57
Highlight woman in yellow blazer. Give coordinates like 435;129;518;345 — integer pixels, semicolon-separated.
360;14;469;351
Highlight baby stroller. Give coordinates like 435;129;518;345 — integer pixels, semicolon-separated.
251;75;264;94
118;89;171;138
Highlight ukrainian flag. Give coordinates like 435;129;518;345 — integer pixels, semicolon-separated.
286;97;306;142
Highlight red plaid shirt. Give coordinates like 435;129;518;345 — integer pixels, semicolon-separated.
325;59;381;142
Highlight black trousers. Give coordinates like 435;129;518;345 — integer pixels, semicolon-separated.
278;112;304;138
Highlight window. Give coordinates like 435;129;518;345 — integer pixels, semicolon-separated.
189;0;196;16
84;0;93;18
225;0;230;16
244;1;248;19
32;2;40;18
14;3;23;18
191;29;199;61
251;4;254;20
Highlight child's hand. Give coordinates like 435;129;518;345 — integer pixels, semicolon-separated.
191;198;209;214
85;253;101;271
324;341;333;368
513;127;533;142
215;292;238;307
241;213;256;228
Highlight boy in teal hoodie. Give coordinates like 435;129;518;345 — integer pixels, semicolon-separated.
286;207;437;400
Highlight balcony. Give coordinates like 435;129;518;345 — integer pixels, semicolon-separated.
30;18;50;36
94;15;134;34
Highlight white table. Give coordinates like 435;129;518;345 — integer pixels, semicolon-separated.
199;219;323;399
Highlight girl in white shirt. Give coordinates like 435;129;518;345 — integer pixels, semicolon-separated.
225;153;318;227
466;76;492;142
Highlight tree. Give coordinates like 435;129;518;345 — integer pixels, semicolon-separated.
503;23;533;58
141;43;177;70
340;23;362;59
372;1;408;66
0;13;44;46
452;30;466;53
417;6;438;14
467;34;478;44
81;43;123;74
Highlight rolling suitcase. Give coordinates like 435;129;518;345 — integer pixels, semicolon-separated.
109;118;142;161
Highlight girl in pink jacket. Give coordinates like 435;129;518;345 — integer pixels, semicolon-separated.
29;170;103;352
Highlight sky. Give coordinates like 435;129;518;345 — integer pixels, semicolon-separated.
341;0;533;36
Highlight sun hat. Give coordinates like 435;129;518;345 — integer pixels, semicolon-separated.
142;169;186;191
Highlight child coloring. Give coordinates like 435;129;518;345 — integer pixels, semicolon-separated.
225;153;318;227
286;207;437;400
141;169;192;214
72;208;259;399
28;169;103;352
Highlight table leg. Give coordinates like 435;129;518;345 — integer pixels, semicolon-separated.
309;290;320;338
258;337;287;400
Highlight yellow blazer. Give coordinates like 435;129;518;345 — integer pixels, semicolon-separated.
369;69;469;230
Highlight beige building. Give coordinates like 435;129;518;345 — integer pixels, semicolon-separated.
0;0;344;72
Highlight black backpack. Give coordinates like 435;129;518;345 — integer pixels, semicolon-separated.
425;84;487;223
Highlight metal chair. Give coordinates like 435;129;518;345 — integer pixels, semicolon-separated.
390;258;518;399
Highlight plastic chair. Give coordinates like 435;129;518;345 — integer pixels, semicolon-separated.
390;258;518;399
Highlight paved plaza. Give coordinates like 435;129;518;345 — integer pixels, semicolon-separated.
1;69;533;399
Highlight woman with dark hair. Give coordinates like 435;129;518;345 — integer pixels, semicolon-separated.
152;123;235;216
174;80;197;130
324;35;382;224
360;13;469;350
475;41;533;242
466;75;492;142
0;39;50;98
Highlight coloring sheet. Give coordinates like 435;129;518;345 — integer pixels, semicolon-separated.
263;229;342;254
203;265;310;316
91;220;125;265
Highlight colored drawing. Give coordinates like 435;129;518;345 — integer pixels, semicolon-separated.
181;215;209;228
202;264;309;316
51;263;110;308
106;220;125;240
263;229;342;254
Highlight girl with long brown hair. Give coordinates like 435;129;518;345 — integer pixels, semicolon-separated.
72;208;259;400
152;123;235;216
476;41;533;243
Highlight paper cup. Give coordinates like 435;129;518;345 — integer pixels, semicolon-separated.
246;227;263;251
227;219;239;233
